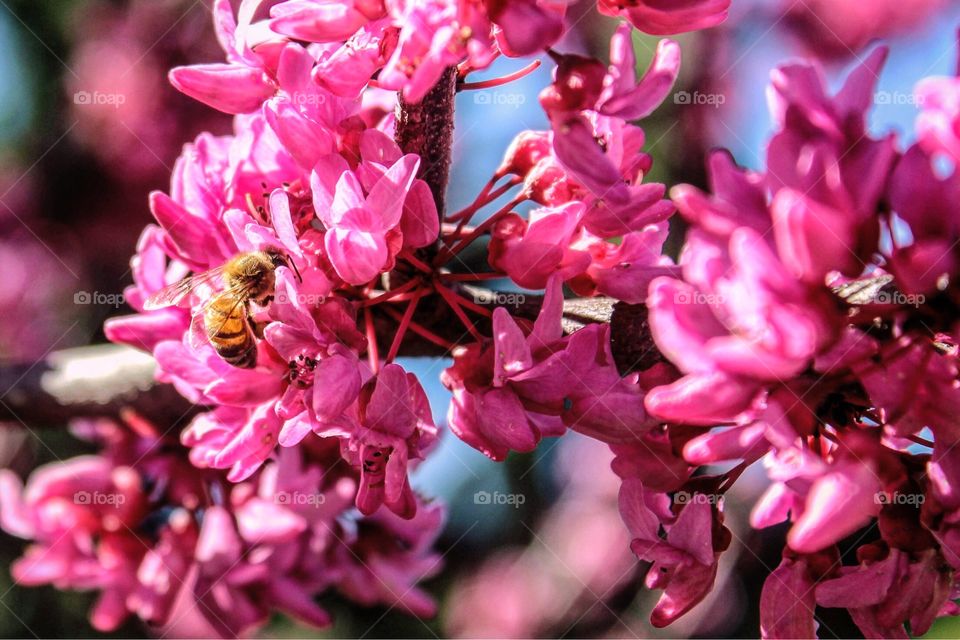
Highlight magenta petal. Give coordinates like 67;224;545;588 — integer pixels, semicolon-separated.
235;497;306;544
366;364;416;437
552;113;629;204
269;0;369;42
384;445;409;504
264;100;337;169
668;500;715;567
311;154;351;218
279;412;314;447
104;311;187;352
324;227;387;284
815;553;898;609
149;192;221;267
649;558;717;627
645;372;760;425
195;506;242;566
0;471;32;539
169;64;274;114
601;38;681;120
787;463;880;553
492;308;533;385
760;557;817;639
268;190;302;258
618;478;662;541
529;274;565;348
366;154;420;229
478;388;539;452
311;354;361;423
268;577;332;628
401;180;440;248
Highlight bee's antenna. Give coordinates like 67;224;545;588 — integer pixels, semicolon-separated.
288;255;303;283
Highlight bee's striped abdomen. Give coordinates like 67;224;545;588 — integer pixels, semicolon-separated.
204;294;256;368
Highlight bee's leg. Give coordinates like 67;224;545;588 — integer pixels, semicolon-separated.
247;311;268;339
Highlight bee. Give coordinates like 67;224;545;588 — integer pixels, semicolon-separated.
145;249;295;368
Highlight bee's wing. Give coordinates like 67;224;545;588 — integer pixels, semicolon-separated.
187;283;255;351
143;267;227;310
187;308;210;350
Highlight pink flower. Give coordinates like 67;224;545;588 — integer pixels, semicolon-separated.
311;151;420;284
342;364;437;518
333;498;445;616
764;48;895;283
759;551;835;639
486;0;566;57
378;0;496;102
816;545;954;637
269;0;386;43
618;479;730;627
169;0;282;114
541;27;680;227
597;0;730;35
443;276;651;460
917;73;960;164
885;145;960;294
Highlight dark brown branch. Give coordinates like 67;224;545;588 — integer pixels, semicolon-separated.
0;345;199;429
394;66;458;218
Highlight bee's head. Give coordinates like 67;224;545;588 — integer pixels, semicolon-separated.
265;248;302;282
265;248;287;268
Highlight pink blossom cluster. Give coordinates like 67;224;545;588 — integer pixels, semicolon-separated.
0;416;441;635
1;0;731;635
629;46;960;637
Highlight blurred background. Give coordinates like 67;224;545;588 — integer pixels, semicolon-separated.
2;0;960;637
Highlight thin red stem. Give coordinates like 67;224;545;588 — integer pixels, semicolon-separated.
382;306;456;350
436;197;524;266
386;289;424;362
459;59;542;90
400;250;433;273
357;278;419;308
439;271;506;282
364;307;379;372
436;283;493;318
435;284;484;342
446;177;521;224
